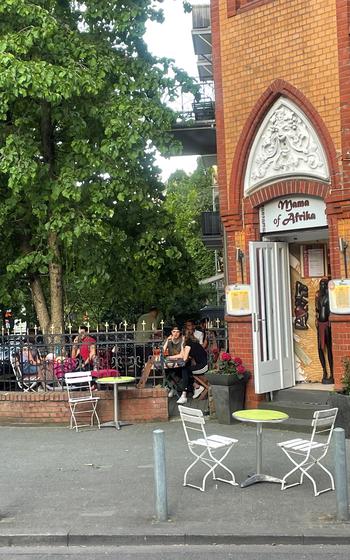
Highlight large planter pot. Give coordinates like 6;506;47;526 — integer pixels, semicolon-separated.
206;372;249;425
327;392;350;438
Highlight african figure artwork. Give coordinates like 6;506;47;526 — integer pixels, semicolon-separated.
294;281;309;330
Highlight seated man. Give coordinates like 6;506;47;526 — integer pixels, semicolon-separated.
72;326;96;371
163;326;185;397
171;335;208;405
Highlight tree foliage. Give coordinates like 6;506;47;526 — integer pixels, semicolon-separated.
165;165;216;282
0;0;198;331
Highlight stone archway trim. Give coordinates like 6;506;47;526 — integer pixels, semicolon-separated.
230;80;339;220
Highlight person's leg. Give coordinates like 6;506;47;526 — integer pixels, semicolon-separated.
191;364;208;399
177;365;191;404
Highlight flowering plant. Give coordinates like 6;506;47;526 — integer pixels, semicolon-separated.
213;352;247;380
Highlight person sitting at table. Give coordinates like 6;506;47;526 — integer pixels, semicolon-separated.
72;326;96;371
184;319;204;346
19;340;54;389
163;326;185;398
172;335;208;405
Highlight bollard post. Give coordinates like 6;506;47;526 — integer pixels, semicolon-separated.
334;427;349;521
153;429;168;522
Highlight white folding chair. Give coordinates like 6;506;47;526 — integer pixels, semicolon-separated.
65;371;101;432
277;407;338;496
10;356;39;392
178;405;238;492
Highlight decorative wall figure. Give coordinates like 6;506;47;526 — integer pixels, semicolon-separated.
294;281;309;330
315;278;334;384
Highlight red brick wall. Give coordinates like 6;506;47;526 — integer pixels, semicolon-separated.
212;0;350;395
0;388;168;425
329;315;350;389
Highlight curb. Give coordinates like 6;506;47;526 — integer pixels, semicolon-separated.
0;533;350;547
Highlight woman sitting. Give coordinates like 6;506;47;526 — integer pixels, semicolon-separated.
20;343;54;389
171;334;208;405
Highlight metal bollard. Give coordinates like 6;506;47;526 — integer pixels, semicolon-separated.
153;429;168;522
334;427;349;521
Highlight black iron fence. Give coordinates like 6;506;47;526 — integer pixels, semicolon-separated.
0;324;228;392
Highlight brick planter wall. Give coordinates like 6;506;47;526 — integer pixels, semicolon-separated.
0;387;168;425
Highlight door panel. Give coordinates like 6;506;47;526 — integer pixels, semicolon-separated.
250;242;294;394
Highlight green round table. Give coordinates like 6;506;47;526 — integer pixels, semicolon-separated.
97;376;135;430
232;409;289;487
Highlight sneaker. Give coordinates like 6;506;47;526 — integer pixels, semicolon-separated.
193;386;205;399
176;394;187;405
168;388;175;398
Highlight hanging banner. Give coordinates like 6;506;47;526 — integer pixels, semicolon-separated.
259;195;327;233
329;279;350;314
226;284;252;316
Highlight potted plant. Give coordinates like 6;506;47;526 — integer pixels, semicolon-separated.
206;352;250;424
328;357;350;438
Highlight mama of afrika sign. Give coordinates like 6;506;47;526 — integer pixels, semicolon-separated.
259;196;327;233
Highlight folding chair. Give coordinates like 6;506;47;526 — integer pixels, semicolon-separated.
65;371;101;432
10;356;40;392
277;407;338;496
179;405;238;492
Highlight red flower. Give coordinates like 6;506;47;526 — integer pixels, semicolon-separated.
233;357;242;365
221;352;231;361
236;364;246;374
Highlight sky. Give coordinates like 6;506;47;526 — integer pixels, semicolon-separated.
145;0;205;181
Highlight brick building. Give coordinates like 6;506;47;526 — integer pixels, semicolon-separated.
208;0;350;405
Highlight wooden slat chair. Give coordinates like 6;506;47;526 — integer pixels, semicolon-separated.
65;371;101;432
179;405;238;492
277;407;338;496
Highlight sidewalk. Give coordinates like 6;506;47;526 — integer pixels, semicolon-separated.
0;419;349;546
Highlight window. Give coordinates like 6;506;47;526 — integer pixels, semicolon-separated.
227;0;274;17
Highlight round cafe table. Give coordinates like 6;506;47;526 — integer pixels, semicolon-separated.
232;409;289;487
97;376;135;430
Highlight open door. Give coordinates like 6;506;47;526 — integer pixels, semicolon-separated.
250;241;295;394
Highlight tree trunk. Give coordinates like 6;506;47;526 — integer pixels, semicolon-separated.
48;232;64;333
29;275;50;334
41;101;64;333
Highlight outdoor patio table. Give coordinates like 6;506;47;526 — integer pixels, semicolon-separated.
96;376;135;430
232;409;289;487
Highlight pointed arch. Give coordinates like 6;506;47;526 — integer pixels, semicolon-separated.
229;80;339;214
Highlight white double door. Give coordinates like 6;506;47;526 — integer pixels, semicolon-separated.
249;241;295;394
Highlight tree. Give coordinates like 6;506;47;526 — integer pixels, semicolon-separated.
0;0;196;332
165;164;216;282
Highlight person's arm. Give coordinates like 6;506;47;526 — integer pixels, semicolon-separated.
170;344;190;361
163;337;170;353
72;336;80;359
29;348;41;365
86;344;96;366
202;332;208;350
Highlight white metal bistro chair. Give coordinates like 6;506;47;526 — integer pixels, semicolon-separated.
65;371;101;432
277;407;338;496
10;356;40;392
178;405;238;492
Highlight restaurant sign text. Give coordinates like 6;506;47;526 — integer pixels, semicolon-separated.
259;196;327;233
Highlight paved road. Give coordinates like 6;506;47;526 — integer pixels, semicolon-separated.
0;545;349;559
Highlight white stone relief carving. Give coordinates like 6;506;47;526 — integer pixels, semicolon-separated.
244;97;330;195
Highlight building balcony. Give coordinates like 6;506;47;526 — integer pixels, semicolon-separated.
201;211;223;249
